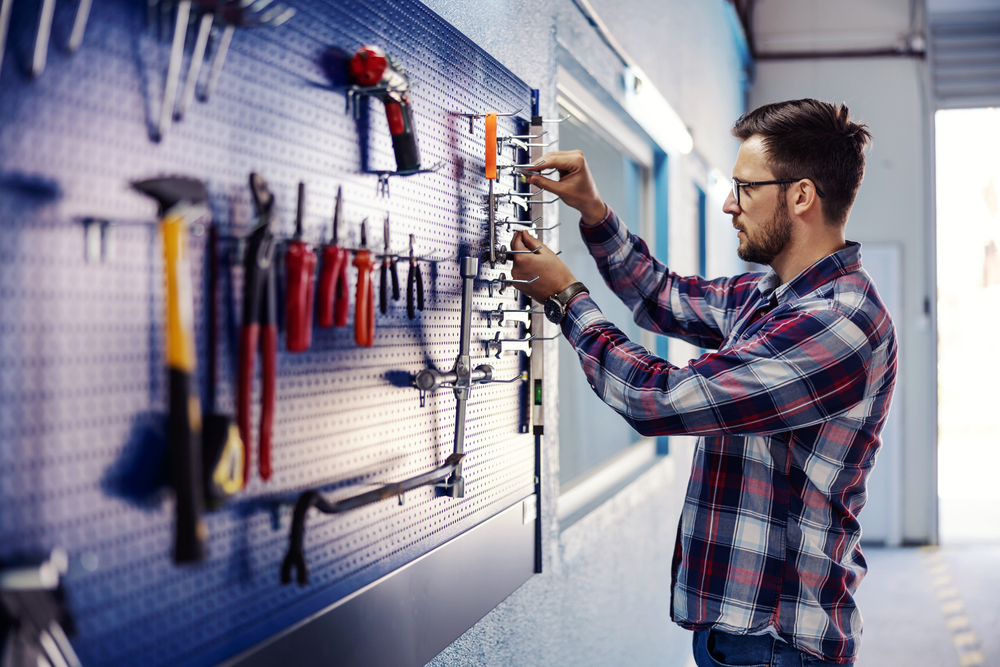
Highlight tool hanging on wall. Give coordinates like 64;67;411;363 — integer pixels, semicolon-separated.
454;108;521;134
155;0;192;140
485;113;499;267
353;219;375;346
317;186;350;328
0;0;11;77
379;215;399;314
280;254;528;586
346;44;442;196
196;0;295;103
406;234;423;319
349;45;420;173
285;182;317;352
0;549;82;667
280;452;464;586
203;224;245;507
238;173;279;483
132;176;211;563
157;0;295;137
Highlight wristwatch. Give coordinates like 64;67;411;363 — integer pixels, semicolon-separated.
543;282;589;324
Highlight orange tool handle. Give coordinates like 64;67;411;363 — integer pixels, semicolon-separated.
285;241;317;351
353;250;376;347
485;113;497;180
318;245;349;328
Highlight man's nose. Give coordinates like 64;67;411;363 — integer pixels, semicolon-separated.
723;190;741;215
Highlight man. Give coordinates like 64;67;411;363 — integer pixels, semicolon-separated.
510;99;896;667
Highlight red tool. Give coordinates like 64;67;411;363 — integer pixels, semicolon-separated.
285;182;317;352
348;45;421;174
354;220;375;347
238;173;278;483
317;186;350;328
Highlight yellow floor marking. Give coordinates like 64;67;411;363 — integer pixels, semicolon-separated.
941;599;965;614
922;549;986;667
958;650;985;667
953;631;978;647
946;615;970;630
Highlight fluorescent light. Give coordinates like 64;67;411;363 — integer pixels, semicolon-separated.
555;94;590;126
623;66;693;155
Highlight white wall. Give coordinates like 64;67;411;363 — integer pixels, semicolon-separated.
748;0;937;544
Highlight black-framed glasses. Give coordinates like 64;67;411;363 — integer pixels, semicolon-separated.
731;178;825;207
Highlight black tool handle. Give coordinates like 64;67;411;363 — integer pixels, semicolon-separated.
390;260;400;300
407;264;416;320
170;368;207;563
380;261;388;314
385;97;420;173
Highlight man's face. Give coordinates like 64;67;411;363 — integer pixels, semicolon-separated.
724;135;793;266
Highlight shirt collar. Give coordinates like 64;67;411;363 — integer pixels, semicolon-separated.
755;241;863;305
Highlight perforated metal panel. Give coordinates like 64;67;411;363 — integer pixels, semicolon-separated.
0;1;537;665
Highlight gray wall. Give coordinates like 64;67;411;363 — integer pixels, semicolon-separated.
417;0;748;664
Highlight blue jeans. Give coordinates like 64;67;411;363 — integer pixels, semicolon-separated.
693;629;854;667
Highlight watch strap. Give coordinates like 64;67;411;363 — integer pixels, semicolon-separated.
554;282;588;307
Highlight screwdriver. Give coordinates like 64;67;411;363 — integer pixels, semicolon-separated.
318;186;350;328
486;113;497;266
353;219;375;347
285;182;317;352
379;214;399;315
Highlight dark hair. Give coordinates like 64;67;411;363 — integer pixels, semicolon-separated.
731;99;872;226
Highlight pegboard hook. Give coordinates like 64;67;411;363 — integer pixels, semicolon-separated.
453;108;523;133
368;161;445;197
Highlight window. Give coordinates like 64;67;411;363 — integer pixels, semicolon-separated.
553;66;662;522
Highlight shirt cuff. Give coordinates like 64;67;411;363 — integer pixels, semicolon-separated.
560;292;608;345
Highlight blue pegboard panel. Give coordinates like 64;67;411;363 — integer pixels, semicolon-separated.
0;0;537;664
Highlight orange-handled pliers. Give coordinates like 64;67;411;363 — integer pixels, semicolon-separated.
354;219;375;347
238;173;278;483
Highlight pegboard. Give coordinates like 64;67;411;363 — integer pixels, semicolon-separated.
0;0;539;665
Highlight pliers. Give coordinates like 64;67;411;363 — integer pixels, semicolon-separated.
407;234;424;319
238;173;278;484
380;214;399;314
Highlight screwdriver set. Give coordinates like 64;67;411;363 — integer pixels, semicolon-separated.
0;1;553;666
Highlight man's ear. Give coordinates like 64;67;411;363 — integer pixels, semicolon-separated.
790;180;821;218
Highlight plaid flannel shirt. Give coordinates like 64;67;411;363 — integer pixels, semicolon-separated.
561;209;897;664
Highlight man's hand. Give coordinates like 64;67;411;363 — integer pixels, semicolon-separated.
520;150;607;226
510;231;578;303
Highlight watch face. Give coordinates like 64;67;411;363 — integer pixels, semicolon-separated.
544;298;564;324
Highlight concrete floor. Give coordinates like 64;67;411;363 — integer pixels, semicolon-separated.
855;545;1000;667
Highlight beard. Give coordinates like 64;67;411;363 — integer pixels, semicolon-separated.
736;196;792;265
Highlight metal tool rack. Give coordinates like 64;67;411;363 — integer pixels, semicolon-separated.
0;1;554;665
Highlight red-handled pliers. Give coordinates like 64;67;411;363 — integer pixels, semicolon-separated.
238;173;278;484
318;186;350;328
